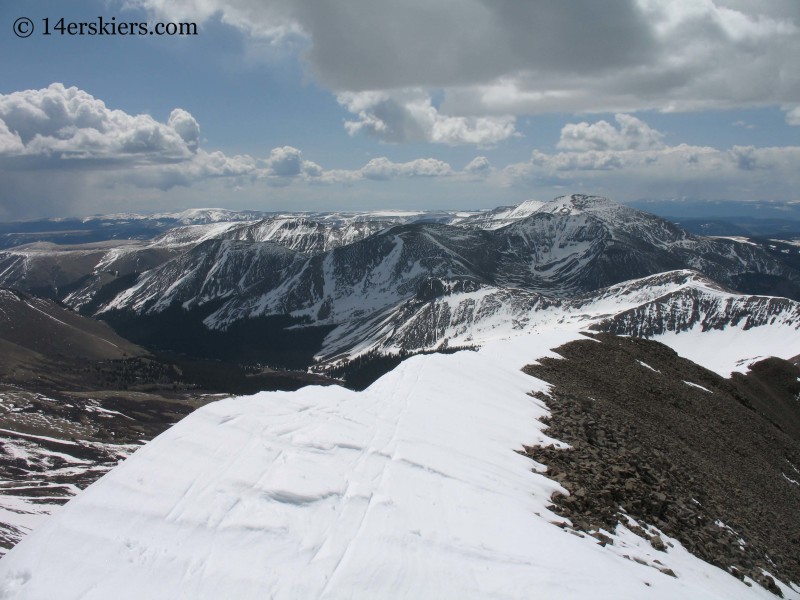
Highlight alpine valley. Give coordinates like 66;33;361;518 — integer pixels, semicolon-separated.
0;195;799;599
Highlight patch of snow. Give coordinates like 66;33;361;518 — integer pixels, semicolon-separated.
710;236;757;246
86;406;134;420
771;239;800;247
682;381;713;393
715;520;747;549
0;429;78;446
782;473;799;486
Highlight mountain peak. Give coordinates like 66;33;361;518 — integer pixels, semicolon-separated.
538;194;617;216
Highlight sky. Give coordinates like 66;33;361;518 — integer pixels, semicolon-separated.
0;0;799;220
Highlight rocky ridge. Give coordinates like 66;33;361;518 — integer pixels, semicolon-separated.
523;333;800;595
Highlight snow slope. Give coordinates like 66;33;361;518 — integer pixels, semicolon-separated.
654;326;800;377
448;199;546;229
1;331;796;599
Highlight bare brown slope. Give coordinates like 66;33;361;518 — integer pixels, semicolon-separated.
0;288;143;375
523;333;800;594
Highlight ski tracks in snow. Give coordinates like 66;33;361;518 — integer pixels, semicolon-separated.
316;362;418;596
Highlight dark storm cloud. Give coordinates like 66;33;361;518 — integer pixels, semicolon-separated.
140;0;800;143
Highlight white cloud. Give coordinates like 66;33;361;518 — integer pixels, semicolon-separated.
260;146;324;186
558;114;664;151
786;106;800;125
122;150;259;190
0;83;460;198
125;146;329;190
167;109;201;151
464;156;491;176
264;145;303;176
359;157;453;180
0;120;24;155
729;145;758;170
0;84;196;160
2;82;798;218
313;156;455;184
502;138;800;202
339;91;517;145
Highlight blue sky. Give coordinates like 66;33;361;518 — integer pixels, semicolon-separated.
0;0;799;219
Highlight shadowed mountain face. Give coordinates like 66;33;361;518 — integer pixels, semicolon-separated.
95;196;800;340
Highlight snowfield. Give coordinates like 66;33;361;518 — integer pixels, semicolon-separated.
655;325;800;377
1;330;797;599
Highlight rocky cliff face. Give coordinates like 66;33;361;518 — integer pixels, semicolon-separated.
594;287;800;337
316;270;800;367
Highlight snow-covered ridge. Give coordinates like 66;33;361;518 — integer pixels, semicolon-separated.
448;199;545;229
316;269;800;378
79;208;268;225
2;331;795;599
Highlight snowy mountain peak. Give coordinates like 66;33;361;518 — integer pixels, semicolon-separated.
538;194;616;216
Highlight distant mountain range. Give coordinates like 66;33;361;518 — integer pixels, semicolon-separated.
1;194;799;371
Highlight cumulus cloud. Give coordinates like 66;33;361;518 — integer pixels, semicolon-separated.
0;83;459;199
263;145;321;178
0;84;196;160
464;156;492;176
265;145;303;176
729;145;758;170
359;157;452;180
122;150;259;190
167;109;201;151
312;156;456;184
257;145;324;186
139;0;800;119
558;114;664;151
0;120;24;154
2;81;797;218
123;145;330;191
786;106;800;125
338;91;517;145
490;111;800;201
0;85;343;215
